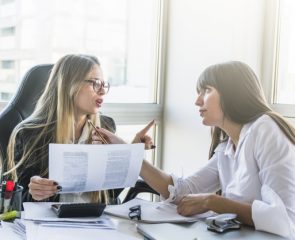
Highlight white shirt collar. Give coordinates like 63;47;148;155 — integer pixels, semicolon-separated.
224;119;255;158
70;114;101;144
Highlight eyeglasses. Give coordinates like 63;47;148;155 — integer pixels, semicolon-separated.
128;205;141;221
85;79;110;94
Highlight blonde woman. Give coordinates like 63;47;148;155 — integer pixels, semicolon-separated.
5;54;153;203
97;61;295;238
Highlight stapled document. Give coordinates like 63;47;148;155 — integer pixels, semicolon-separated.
105;198;214;223
49;143;144;193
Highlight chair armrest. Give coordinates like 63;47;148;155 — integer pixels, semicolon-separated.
122;179;159;203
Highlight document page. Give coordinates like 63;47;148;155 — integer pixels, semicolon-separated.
49;143;144;193
105;198;214;223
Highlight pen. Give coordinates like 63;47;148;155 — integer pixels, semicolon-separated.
3;180;14;213
87;119;109;144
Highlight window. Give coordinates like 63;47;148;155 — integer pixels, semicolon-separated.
0;92;13;101
1;0;15;4
0;26;15;37
0;0;167;170
275;0;295;105
262;0;295;119
1;60;15;69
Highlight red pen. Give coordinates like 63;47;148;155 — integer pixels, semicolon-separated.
3;180;14;213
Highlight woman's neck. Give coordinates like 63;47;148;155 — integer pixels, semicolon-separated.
221;119;243;147
74;114;87;141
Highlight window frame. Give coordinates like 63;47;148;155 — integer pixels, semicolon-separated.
262;0;295;118
0;0;168;169
101;0;168;169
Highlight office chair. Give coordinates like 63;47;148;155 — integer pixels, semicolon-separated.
0;64;158;203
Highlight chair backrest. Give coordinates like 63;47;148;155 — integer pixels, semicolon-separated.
0;64;53;162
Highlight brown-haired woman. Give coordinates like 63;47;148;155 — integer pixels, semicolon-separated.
97;61;295;238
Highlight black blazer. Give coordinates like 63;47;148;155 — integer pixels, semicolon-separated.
13;115;123;203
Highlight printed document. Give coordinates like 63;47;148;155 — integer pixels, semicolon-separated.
105;198;214;223
49;143;144;193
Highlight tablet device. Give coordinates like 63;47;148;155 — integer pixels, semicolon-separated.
51;203;106;218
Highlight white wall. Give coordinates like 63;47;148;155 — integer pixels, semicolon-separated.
162;0;266;176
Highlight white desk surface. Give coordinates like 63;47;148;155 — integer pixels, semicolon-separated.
0;215;287;240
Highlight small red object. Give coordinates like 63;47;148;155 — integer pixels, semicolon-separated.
5;180;15;191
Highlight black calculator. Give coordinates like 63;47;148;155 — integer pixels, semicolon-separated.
51;203;106;218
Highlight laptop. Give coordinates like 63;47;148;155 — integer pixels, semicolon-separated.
137;222;285;240
137;222;201;240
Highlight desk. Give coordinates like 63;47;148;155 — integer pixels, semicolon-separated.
0;215;287;240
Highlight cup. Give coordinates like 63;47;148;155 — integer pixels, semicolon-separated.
0;184;23;220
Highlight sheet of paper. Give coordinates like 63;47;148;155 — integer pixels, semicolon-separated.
0;220;26;240
105;198;214;223
49;143;144;193
25;221;139;240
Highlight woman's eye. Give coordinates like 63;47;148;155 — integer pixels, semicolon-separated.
204;87;211;93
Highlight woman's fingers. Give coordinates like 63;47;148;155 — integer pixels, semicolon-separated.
29;176;61;201
140;135;155;150
91;134;104;144
177;194;210;216
92;128;126;144
137;120;155;136
30;176;56;185
132;120;156;149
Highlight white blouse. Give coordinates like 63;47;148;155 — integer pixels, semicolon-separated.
167;115;295;238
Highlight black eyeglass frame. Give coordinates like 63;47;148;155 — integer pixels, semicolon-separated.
128;204;141;221
84;79;110;94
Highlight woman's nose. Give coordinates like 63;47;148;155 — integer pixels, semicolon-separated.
195;95;203;106
97;87;106;95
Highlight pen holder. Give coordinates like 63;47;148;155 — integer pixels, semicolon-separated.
0;184;23;220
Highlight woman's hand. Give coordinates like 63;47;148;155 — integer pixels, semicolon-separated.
177;193;213;216
132;120;155;150
28;176;61;201
92;120;155;150
92;128;126;144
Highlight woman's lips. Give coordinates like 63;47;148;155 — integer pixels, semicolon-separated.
199;109;206;117
95;99;103;107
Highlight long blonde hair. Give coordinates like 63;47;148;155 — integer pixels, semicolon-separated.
6;54;109;203
197;61;295;158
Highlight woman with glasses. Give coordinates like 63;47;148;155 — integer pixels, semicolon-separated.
5;54;152;203
97;61;295;238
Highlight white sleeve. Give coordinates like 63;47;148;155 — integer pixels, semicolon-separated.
252;118;295;238
165;154;220;204
252;185;295;238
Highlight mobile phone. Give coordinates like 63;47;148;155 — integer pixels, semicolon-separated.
51;203;106;218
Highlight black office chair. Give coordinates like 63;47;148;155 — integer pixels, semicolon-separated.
0;64;52;163
0;64;158;203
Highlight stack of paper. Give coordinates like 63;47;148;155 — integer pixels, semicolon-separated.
21;202;139;240
0;219;26;240
23;202;115;229
105;198;214;223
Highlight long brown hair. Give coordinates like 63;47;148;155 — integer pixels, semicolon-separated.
197;61;295;158
6;54;109;203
